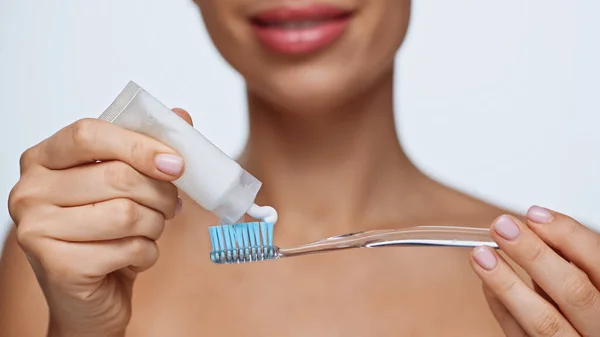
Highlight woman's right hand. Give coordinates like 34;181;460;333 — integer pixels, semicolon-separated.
7;116;187;337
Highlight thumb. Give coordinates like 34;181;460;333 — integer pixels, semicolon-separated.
171;108;193;126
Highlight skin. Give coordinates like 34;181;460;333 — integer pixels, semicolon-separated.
1;0;597;336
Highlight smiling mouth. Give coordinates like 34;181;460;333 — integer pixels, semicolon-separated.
251;12;352;29
249;5;354;55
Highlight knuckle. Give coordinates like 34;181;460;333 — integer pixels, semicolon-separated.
161;183;179;219
524;240;547;264
129;237;151;256
533;309;565;337
146;241;160;265
562;217;579;236
114;198;140;224
7;183;26;219
128;140;146;168
70;118;97;147
147;212;166;240
8;181;38;221
563;271;599;310
554;212;578;226
165;182;178;200
497;278;518;296
19;147;37;172
15;222;38;250
553;212;586;238
104;161;138;192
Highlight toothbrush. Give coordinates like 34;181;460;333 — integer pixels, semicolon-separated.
208;222;498;264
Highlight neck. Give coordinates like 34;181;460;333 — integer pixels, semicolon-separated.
239;70;428;240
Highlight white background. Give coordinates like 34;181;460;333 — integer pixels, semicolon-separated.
1;0;598;251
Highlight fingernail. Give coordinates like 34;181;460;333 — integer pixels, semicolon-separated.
473;246;497;270
527;205;553;224
155;154;183;175
493;215;520;241
175;197;183;215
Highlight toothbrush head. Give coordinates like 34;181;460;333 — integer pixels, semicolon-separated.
208;222;279;264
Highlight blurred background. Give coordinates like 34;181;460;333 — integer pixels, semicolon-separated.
0;0;598;250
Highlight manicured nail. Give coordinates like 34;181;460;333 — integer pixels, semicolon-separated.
473;246;497;270
155;154;183;175
493;215;520;241
175;197;183;215
527;205;553;224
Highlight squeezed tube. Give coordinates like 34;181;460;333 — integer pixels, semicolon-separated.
98;81;277;225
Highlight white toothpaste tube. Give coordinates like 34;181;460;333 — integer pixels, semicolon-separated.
98;81;278;225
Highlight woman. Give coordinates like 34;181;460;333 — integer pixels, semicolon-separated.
1;0;598;336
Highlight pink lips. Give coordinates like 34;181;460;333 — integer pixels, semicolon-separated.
250;5;353;55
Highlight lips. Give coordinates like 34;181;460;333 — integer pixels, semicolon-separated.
250;5;353;55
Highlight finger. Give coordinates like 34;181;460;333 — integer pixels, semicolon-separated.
28;199;166;242
491;215;600;335
93;237;160;274
470;246;578;336
40;237;160;284
42;161;179;218
534;281;559;310
482;285;529;337
171;108;193;126
25;118;184;179
526;206;600;288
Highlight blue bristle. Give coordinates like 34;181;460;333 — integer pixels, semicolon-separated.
223;225;233;250
240;224;250;247
216;226;226;251
226;226;237;260
267;222;274;246
259;222;268;246
240;224;250;259
248;223;258;247
234;225;244;249
208;227;218;251
228;225;237;249
251;222;261;245
229;225;237;249
221;226;228;249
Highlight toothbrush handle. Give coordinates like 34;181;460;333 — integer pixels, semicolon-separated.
278;226;497;258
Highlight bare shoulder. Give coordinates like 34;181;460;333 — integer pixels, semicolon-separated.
0;227;48;337
428;179;522;227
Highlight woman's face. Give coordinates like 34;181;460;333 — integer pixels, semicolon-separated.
194;0;411;113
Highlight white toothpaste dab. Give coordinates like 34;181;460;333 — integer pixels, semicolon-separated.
247;204;278;224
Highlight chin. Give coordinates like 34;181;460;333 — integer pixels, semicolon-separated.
248;65;365;114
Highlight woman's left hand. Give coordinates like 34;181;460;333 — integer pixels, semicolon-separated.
470;206;600;337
